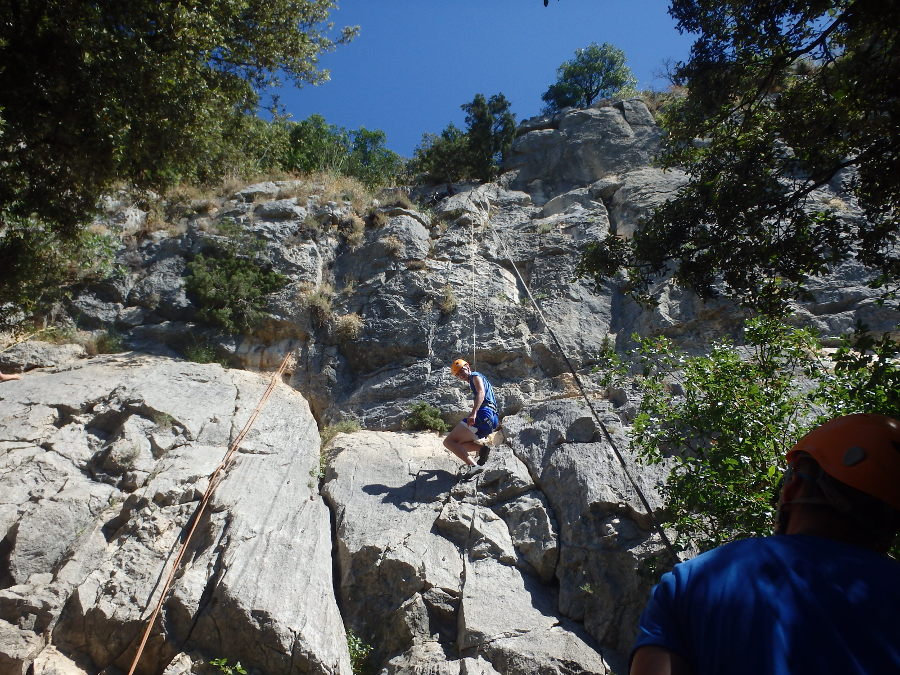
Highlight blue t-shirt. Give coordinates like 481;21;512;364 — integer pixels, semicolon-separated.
469;371;497;411
632;535;900;675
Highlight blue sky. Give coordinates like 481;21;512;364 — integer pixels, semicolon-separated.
275;1;696;157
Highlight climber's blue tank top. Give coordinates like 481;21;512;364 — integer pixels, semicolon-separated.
469;371;497;411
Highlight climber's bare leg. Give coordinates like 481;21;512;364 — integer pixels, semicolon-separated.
443;422;481;466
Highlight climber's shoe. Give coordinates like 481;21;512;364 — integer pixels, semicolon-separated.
459;465;484;480
477;447;490;466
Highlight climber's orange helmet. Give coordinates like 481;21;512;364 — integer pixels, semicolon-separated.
450;359;469;376
786;414;900;511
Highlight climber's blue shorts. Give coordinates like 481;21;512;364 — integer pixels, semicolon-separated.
463;407;500;439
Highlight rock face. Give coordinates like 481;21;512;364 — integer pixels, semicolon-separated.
0;356;349;675
2;98;896;674
321;430;614;675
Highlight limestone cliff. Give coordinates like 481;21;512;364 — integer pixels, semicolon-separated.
0;99;895;674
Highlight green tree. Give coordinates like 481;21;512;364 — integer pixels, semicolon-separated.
345;127;405;189
409;124;471;184
410;93;516;184
462;93;517;181
541;42;637;113
617;317;900;554
287;114;351;175
579;1;900;312
285;115;402;188
0;0;355;311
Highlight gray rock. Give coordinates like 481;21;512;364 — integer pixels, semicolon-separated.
503;403;668;655
323;431;610;674
606;167;688;238
0;356;350;675
128;255;192;320
254;198;307;221
233;181;281;202
0;341;87;372
504;100;662;201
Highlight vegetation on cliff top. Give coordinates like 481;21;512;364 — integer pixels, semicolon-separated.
579;0;900;312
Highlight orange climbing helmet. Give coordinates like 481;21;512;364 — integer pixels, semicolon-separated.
450;359;469;376
786;414;900;511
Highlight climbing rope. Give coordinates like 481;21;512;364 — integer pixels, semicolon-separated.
490;229;680;563
470;214;477;369
126;350;294;675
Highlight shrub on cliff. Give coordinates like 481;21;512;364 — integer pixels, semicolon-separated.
185;229;287;334
603;316;900;555
403;402;449;433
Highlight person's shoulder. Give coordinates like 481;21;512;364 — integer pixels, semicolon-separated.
672;537;771;575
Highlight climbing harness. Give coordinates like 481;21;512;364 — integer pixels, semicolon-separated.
126;350;295;675
489;229;681;564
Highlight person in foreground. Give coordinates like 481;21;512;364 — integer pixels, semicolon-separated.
442;358;500;479
630;413;900;675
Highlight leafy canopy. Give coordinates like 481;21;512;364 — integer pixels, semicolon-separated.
410;93;516;184
605;317;900;554
541;42;637;113
578;0;900;312
0;0;355;290
286;114;403;189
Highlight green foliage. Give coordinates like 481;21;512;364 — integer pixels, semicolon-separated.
403;402;449;433
321;420;361;449
814;325;900;418
410;93;516;184
182;339;230;367
541;42;637;113
285;114;403;188
409;124;470;184
208;658;246;675
0;1;356;321
0;215;118;325
346;629;373;675
618;317;900;554
185;228;288;334
0;1;355;237
581;1;900;311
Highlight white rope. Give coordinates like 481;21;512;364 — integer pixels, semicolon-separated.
490;228;680;563
470;215;476;369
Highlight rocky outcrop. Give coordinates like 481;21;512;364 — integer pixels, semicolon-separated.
2;96;896;674
0;356;348;675
505;100;663;204
321;429;619;675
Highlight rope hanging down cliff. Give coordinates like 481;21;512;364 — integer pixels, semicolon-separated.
126;351;294;675
485;227;680;563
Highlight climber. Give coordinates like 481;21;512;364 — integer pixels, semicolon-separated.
629;413;900;675
0;370;21;382
443;358;500;479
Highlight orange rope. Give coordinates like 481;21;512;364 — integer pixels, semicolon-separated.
126;351;294;675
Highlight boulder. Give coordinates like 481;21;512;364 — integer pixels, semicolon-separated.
504;100;662;201
0;341;87;372
322;431;612;674
0;355;350;675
